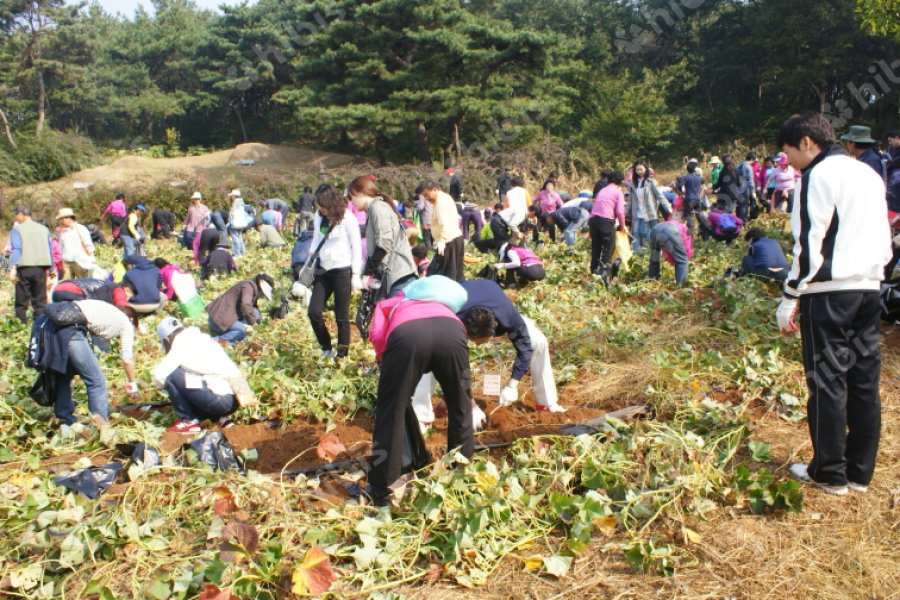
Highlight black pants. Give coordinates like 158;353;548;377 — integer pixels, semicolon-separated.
533;219;556;244
473;215;511;253
799;291;881;486
588;216;616;274
421;228;433;252
370;317;473;499
506;263;545;287
427;236;465;282
308;267;352;356
164;367;237;422
15;266;48;323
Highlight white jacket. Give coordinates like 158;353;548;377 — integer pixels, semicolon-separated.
785;147;892;298
152;327;243;396
311;210;362;274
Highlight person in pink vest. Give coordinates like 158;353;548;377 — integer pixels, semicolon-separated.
495;241;545;288
102;193;127;239
367;289;474;505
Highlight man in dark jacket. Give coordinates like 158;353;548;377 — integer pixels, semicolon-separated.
121;255;164;311
497;167;513;203
676;164;705;236
151;209;177;239
206;274;273;344
842;125;887;183
294;187;316;234
445;167;462;202
738;227;789;281
543;205;589;247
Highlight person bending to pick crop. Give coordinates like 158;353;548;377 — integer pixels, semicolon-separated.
647;217;692;285
366;277;474;505
775;112;892;496
153;317;254;435
411;279;565;434
206;273;274;344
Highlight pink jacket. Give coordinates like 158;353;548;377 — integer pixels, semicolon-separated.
160;264;185;300
663;220;694;265
369;295;463;360
591;184;626;229
102;199;127;218
533;189;562;215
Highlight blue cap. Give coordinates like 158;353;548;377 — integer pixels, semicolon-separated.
135;203;147;211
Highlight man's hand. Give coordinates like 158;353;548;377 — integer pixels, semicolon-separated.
435;241;446;256
9;268;17;284
472;404;487;432
125;381;139;395
776;297;799;334
351;274;363;292
493;263;506;270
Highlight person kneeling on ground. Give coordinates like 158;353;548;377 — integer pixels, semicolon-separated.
206;273;273;344
495;241;545;288
736;227;789;281
648;217;693;285
201;239;237;280
153;317;254;434
367;280;474;505
257;223;286;248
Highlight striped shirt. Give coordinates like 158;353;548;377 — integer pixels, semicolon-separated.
74;299;135;361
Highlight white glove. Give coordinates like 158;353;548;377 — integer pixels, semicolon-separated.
472;404;487;432
493;263;507;270
499;381;519;407
291;281;312;306
125;381;139;395
244;325;254;333
435;241;446;256
351;274;363;292
776;297;798;334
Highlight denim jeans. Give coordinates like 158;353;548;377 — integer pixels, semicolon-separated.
120;234;137;258
562;210;589;247
209;309;258;344
164;367;236;421
649;224;689;285
229;228;246;257
54;330;109;425
631;218;656;251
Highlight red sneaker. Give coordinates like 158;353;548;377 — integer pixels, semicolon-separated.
167;420;202;435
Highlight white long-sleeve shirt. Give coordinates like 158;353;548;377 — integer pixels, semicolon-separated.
311;210;362;274
57;223;94;263
504;187;528;227
152;327;242;396
785;147;892;298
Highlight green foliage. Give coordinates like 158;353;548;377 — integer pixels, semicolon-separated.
0;131;97;185
733;465;804;514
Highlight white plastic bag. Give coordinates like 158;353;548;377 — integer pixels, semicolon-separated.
170;272;198;302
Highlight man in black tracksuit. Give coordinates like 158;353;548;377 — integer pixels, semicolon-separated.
775;113;892;496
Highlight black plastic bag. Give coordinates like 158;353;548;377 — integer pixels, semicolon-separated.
29;372;56;407
269;295;291;320
475;265;501;284
44;301;87;327
53;462;122;499
186;431;244;473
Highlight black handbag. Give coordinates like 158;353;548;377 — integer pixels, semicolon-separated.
29;372;55;407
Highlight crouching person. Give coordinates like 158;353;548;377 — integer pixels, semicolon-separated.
648;218;693;285
153;317;253;434
206;273;274;344
367;277;474;505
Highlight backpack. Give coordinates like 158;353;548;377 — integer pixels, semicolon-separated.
27;315;51;369
719;213;738;233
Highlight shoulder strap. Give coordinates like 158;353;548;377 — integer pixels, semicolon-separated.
298;224;333;275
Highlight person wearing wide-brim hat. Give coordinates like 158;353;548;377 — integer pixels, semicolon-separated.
841;125;886;182
55;207;96;280
709;156;724;186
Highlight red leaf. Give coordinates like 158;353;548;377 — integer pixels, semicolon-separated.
198;583;234;600
213;486;238;517
219;521;259;563
316;433;346;462
291;547;337;595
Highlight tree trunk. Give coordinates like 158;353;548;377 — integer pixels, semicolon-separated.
416;121;430;164
35;69;46;136
0;108;16;149
233;103;248;143
443;117;461;166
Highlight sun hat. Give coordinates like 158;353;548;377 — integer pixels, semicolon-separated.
840;125;876;144
709;156;722;165
156;317;183;344
229;189;242;198
191;192;202;200
56;207;76;220
259;280;273;301
688;157;699;164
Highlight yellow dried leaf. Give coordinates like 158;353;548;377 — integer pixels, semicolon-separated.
291;547;336;596
523;555;543;571
592;515;617;535
682;526;702;544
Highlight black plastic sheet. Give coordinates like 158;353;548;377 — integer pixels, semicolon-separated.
53;462;122;499
186;431;245;473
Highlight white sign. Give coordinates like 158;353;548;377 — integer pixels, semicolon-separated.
482;373;502;397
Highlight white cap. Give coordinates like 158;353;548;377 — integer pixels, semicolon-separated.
191;191;202;200
229;189;242;198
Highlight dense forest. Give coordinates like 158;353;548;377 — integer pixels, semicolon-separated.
0;0;897;184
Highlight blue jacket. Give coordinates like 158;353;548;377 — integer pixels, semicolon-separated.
858;148;886;183
122;257;162;304
550;206;586;229
749;237;789;271
458;280;532;381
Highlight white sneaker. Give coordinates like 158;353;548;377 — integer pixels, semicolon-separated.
535;403;567;413
789;463;849;496
847;482;868;493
